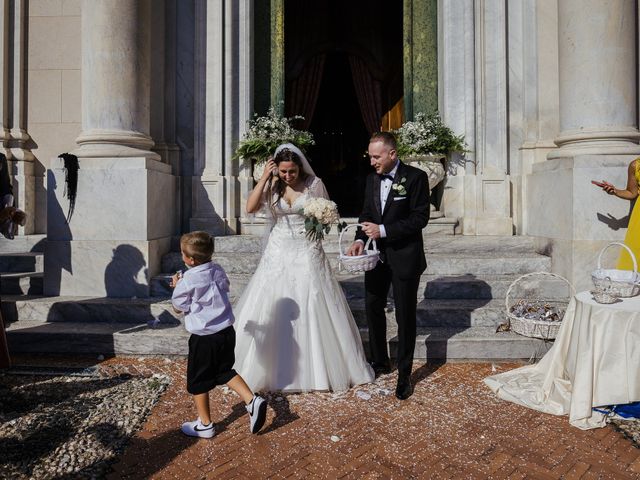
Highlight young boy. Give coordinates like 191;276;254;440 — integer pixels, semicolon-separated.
171;231;267;438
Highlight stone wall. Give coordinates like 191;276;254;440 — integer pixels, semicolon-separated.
27;0;82;234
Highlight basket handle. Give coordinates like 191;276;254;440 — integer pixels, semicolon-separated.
505;272;576;315
596;242;638;274
338;223;377;256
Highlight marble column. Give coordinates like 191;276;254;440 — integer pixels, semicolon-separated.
527;0;639;291
75;0;156;158
45;0;176;297
460;0;512;235
191;0;248;235
549;0;640;158
438;0;475;225
0;0;36;234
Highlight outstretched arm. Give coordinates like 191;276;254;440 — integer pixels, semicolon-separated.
600;160;639;200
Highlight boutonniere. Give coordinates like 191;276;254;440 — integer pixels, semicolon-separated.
391;177;407;196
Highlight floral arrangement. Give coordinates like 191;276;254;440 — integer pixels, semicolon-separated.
394;112;466;160
301;198;341;241
234;106;315;164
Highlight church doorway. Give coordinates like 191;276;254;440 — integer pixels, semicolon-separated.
284;1;403;217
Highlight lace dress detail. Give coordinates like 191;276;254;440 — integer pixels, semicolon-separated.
233;176;374;392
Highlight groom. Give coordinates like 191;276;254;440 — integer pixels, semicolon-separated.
347;132;430;400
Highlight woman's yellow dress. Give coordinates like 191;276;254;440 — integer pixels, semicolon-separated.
617;159;640;270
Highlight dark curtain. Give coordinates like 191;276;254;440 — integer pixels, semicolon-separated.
349;55;383;135
286;54;326;130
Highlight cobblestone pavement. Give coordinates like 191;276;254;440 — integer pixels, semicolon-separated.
9;355;640;479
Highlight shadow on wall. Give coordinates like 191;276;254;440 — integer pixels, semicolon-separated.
104;244;149;299
597;198;634;231
44;171;72;296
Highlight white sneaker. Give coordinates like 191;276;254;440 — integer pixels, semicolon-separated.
181;417;215;438
246;395;267;434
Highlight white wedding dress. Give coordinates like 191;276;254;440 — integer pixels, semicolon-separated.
234;176;374;392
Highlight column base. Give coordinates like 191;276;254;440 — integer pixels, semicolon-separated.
527;154;635;291
461;171;513;235
45;156;177;297
44;238;171;297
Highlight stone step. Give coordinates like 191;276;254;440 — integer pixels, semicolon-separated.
1;295;181;324
6;319;550;361
0;252;43;273
349;298;511;328
407;326;553;360
5;293;550;329
211;233;539;254
151;272;570;302
162;251;551;277
0;234;46;254
0;271;44;295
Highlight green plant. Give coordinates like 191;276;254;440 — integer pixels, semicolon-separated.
234;106;315;164
394;112;467;159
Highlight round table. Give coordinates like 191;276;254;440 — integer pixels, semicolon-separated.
485;291;640;429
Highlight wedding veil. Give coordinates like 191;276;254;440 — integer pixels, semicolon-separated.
274;143;316;177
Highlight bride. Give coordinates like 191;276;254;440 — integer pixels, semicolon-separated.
233;143;374;392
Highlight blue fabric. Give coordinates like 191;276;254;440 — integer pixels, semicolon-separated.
593;401;640;419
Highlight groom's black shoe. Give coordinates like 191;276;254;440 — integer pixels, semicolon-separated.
370;361;391;377
395;374;413;400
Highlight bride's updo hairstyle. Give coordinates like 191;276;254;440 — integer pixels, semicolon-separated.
270;147;310;209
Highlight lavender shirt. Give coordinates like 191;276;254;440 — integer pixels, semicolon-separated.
171;261;234;336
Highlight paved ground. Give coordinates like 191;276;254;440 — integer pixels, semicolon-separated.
7;355;640;479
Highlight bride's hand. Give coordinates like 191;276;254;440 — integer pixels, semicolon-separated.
261;158;277;182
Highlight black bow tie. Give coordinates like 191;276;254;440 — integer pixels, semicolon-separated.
379;174;394;181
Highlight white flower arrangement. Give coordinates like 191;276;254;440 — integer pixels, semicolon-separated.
394;112;466;161
234;105;315;164
302;198;341;241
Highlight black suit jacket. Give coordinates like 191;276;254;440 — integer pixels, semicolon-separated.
356;161;430;279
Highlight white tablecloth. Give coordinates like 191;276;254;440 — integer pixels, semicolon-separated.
484;291;640;429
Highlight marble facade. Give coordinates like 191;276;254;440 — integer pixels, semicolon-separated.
0;0;634;295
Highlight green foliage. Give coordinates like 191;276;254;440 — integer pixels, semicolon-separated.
395;112;467;159
234;105;315;164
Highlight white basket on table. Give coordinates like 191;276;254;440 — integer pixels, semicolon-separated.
591;242;640;298
337;223;380;274
505;272;575;340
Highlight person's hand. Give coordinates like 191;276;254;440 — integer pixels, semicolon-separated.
11;209;26;226
0;206;16;222
361;221;381;240
169;271;182;288
346;241;364;256
601;181;616;195
260;158;277;182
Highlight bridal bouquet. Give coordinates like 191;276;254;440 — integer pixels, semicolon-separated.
302;198;341;241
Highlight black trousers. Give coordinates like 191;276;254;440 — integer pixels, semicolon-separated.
364;261;420;377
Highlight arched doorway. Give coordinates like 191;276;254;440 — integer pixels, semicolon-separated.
284;0;403;216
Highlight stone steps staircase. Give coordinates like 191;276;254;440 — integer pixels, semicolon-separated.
6;233;562;361
0;235;46;296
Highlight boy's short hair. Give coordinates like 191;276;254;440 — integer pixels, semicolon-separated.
180;231;214;264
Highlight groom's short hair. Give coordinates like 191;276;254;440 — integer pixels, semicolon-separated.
370;131;397;151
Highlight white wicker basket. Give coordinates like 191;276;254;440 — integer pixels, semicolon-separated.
591;242;640;298
505;272;575;340
337;224;380;274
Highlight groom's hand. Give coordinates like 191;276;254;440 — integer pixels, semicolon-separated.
361;222;381;240
346;241;364;256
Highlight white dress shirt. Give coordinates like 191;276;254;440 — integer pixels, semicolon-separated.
171;261;235;336
378;161;400;238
